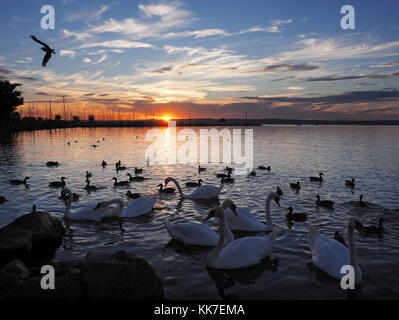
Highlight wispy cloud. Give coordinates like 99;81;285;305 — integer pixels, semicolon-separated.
65;5;110;22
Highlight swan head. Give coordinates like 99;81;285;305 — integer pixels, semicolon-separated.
270;192;280;206
221;199;237;215
203;207;224;222
112;177;117;181
164;177;174;186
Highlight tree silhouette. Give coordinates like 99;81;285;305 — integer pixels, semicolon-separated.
0;80;24;123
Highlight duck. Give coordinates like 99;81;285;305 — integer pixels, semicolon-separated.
49;177;66;188
276;186;283;196
120;194;157;218
357;194;367;207
258;166;271;171
84;180;102;192
290;181;301;190
134;167;143;174
164;200;237;246
204;205;277;269
101;160;107;167
10;176;30;185
165;177;223;200
334;231;346;246
316;194;334;208
249;170;256;176
62;188;124;222
308;218;362;284
0;196;8;204
310;172;324;182
59;191;79;202
85;171;92;180
223;192;280;232
112;177;130;187
126;173;146;182
185;179;203;187
116;161;126;171
198;165;207;172
126;190;141;199
285;207;307;222
345;178;355;188
91;144;98;148
46;161;60;167
158;184;175;194
355;218;384;236
221;173;234;183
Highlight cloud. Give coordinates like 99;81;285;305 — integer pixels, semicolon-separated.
78;40;152;49
60;50;76;58
150;67;173;74
242;89;399;105
245;63;318;74
304;71;399;82
65;5;110;22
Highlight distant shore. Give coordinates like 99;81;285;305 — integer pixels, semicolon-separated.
2;118;399;134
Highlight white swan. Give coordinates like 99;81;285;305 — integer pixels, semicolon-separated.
61;188;124;222
223;192;280;232
121;194;157;218
165;177;223;200
308;217;362;284
164;200;236;246
205;206;277;269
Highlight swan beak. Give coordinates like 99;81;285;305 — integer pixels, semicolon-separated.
203;209;216;222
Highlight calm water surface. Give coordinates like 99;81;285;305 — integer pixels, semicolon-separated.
0;125;398;299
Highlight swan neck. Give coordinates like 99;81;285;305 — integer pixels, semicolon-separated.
265;195;273;228
169;178;184;197
214;212;227;256
348;224;360;277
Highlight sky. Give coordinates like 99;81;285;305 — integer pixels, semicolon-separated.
0;0;399;120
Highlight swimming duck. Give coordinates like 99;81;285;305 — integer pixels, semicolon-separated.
84;180;102;192
185;179;203;187
10;176;30;185
276;186;283;196
285;207;307;222
310;172;324;182
126;190;141;199
126;173;146;182
112;177;130;187
198;165;207;172
290;181;301;190
46;161;60;167
101;160;107;167
134;167;143;174
49;177;66;188
316;194;334;208
345;178;355;188
258;166;271;171
0;196;7;204
355;218;384;236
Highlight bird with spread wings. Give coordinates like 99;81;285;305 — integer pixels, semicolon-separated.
30;35;56;67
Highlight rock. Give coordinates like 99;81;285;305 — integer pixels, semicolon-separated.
1;274;83;300
81;251;163;300
2;260;30;280
0;271;20;296
0;212;65;266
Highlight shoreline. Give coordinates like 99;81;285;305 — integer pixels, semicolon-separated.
1;118;399;135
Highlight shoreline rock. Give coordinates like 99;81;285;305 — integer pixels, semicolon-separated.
0;251;163;300
0;211;65;267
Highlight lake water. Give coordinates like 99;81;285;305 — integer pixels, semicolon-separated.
0;125;398;299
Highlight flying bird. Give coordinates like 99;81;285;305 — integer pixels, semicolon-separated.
30;35;55;67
